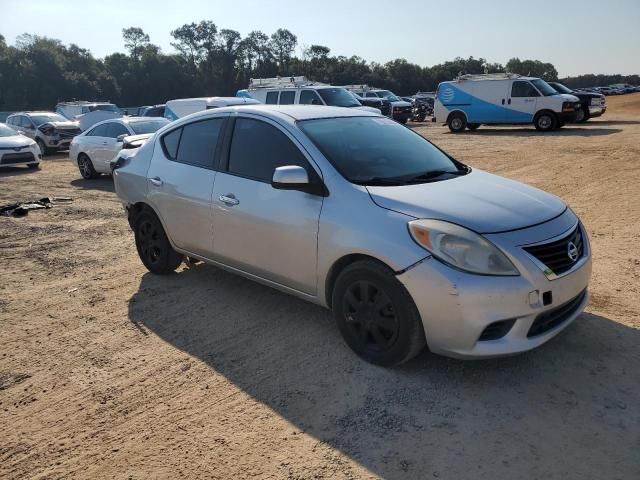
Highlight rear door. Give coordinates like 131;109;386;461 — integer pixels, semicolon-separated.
146;116;226;257
508;81;540;123
210;115;324;294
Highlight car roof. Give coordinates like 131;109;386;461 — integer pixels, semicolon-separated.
179;105;380;124
121;116;169;124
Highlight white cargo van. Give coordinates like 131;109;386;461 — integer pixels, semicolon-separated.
237;76;380;114
434;74;581;132
164;97;260;120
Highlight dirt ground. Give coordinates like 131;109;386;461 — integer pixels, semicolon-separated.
1;94;639;480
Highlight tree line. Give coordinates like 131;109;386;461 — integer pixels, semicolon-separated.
0;22;637;111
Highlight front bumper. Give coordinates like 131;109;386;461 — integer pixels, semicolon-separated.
558;110;579;123
397;212;592;359
589;105;606;117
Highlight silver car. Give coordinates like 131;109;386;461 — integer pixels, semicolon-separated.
6;112;81;155
113;105;591;366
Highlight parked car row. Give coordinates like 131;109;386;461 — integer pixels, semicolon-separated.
578;84;640;95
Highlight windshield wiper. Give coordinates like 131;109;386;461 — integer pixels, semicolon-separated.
402;169;466;183
352;177;406;186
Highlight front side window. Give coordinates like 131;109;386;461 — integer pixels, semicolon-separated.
365;92;378;98
299;116;462;185
266;91;279;104
300;90;323;105
20;116;34;128
375;90;401;102
511;81;540;98
227;118;307;183
279;91;295;105
161;118;224;169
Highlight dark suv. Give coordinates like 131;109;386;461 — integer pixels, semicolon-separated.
548;82;606;122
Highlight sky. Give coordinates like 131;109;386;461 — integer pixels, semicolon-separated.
1;0;639;77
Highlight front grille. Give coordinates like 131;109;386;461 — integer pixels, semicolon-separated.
478;319;516;341
527;289;587;338
1;152;35;164
523;225;584;276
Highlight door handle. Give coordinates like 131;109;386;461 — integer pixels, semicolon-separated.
501;98;505;105
150;176;163;186
508;98;512;105
219;194;239;206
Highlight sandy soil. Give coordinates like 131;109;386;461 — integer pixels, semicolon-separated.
1;94;639;479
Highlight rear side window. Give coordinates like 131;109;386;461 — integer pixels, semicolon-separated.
161;118;224;169
106;123;130;138
227;118;307;183
279;91;295;105
300;90;322;105
266;92;279;104
511;81;540;97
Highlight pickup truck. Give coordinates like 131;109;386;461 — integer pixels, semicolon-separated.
548;82;606;122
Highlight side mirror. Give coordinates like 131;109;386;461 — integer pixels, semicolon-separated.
116;133;128;143
272;165;329;197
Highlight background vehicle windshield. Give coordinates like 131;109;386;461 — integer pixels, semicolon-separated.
29;113;69;125
89;104;121;113
376;90;401;102
551;83;573;94
129;119;170;134
531;79;559;96
0;124;19;137
317;88;361;107
299;116;460;184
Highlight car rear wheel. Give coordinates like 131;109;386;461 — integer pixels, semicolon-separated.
134;210;184;274
27;163;40;170
35;138;49;156
534;111;557;132
332;260;426;366
447;112;467;133
78;154;98;179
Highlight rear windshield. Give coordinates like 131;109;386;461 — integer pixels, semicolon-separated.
299;116;460;185
129;119;170;134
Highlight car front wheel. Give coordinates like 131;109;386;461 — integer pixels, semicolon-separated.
134;210;184;274
332;260;426;366
534;112;557;132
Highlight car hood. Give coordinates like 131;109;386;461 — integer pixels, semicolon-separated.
366;169;566;233
390;100;412;107
0;135;35;149
558;93;580;103
354;105;382;114
44;121;80;129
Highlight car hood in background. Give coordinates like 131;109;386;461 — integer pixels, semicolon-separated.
366;169;566;233
354;106;382;114
78;111;123;131
0;135;35;149
44;121;80;130
558;93;580;103
122;133;153;148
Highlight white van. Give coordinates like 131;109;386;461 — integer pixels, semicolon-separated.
164;97;260;120
238;77;380;114
434;74;581;132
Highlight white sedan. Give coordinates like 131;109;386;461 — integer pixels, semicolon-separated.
0;123;41;170
70;117;169;179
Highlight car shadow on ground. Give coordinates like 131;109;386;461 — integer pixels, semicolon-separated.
127;263;639;478
587;119;640;126
70;176;115;193
447;127;622;137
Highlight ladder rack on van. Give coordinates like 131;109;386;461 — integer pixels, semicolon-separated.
341;84;374;91
248;76;326;89
455;73;522;81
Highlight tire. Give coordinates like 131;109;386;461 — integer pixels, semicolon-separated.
77;154;98;179
27;163;40;170
556;121;565;129
578;106;590;123
467;123;480;130
398;117;408;125
417;114;427;122
533;111;557;132
332;260;426;366
35;138;48;156
134;210;183;274
447;112;467;133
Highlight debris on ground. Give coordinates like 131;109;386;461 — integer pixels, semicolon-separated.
0;197;73;217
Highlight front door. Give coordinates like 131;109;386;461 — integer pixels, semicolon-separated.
508;81;540;123
211;116;323;295
146;117;225;257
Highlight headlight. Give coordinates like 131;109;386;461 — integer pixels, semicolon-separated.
408;219;519;276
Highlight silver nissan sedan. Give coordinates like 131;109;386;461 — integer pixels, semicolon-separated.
113;105;591;366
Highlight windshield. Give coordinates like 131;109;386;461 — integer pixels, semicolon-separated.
317;88;361;108
375;90;401;102
29;113;69;126
298;116;464;185
551;83;573;94
89;104;122;113
0;124;19;137
531;79;559;96
129;118;170;134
